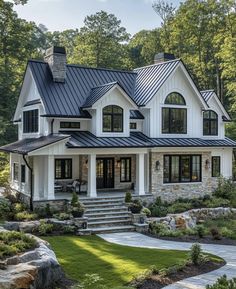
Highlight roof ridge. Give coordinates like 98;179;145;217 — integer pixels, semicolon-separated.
133;58;181;71
91;81;118;90
200;89;215;93
67;63;137;74
28;59;137;74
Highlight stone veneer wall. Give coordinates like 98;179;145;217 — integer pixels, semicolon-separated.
79;155;136;191
149;151;218;202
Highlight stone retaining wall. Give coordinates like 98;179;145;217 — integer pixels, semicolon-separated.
148;207;236;230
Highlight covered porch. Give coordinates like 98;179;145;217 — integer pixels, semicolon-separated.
32;149;150;201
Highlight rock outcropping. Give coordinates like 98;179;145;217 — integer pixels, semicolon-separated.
0;227;64;289
148;207;236;230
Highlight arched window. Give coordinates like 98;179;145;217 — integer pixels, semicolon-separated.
164;92;186;105
203;110;218;136
162;92;187;134
103;105;123;132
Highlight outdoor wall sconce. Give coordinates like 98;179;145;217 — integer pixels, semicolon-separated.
205;159;210;169
85;159;88;169
156;160;160;171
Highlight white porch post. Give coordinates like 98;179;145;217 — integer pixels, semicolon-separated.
47;155;55;199
87;154;97;197
33;156;40;201
136;153;145;195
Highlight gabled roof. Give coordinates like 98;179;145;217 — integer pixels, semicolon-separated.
82;81;136;108
133;59;181;105
201;90;215;102
29;60;136;118
0;134;69;155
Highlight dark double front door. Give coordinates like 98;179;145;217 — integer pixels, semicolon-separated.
96;158;114;189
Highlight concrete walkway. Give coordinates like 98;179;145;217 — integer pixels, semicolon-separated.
99;232;236;289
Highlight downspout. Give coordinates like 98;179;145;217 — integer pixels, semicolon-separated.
51;118;54;134
23;154;33;211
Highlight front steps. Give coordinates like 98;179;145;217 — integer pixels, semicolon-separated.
82;196;135;234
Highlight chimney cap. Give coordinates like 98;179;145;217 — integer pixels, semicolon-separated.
154;52;175;63
46;46;66;56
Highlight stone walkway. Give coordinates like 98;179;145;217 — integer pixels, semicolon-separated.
99;232;236;289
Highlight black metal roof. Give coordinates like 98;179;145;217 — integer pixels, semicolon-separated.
0;134;69;155
24;99;41;107
29;60;137;118
65;131;236;148
201;90;214;102
130;110;144;119
133;60;180;105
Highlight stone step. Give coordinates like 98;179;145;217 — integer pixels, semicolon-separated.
80;195;126;202
82;198;124;205
85;206;128;214
88;225;135;234
84;210;130;218
84;202;124;209
87;215;131;222
88;219;131;228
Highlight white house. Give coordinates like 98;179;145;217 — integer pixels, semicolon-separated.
1;47;235;208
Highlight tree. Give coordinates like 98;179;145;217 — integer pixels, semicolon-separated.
72;11;130;69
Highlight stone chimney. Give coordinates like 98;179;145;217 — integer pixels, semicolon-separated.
154;52;175;64
44;46;66;83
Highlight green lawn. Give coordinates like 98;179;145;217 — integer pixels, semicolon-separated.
44;235;188;288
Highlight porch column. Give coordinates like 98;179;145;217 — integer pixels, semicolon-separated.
33;156;40;201
136;153;145;195
87;154;97;197
47;155;55;199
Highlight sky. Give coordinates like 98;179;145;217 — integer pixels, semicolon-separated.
14;0;181;36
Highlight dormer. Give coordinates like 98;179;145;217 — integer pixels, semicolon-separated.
82;82;138;137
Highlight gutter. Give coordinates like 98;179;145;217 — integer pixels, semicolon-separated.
22;154;33;211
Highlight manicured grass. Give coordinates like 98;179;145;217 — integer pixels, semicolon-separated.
44;235;188;288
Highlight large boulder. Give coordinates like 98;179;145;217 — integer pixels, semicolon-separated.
0;229;65;289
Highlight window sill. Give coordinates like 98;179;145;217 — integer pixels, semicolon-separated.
163;181;202;185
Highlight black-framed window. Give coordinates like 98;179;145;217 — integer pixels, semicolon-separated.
163;155;201;183
23;109;39;133
164;92;186;105
120;157;131;182
130;122;137;129
212;156;220;177
203;110;218;136
55;159;72;179
103;105;123;132
162;108;187;134
13;163;19;181
21;165;26;183
60;122;80;129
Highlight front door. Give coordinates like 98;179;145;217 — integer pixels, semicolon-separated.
96;158;114;189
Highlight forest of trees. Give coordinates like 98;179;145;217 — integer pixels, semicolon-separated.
0;0;236;146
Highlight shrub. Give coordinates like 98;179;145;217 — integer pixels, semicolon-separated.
125;191;132;203
15;211;38;221
129;199;142;214
14;202;27;213
63;225;76;234
149;222;167;235
195;225;206;238
141;207;151;217
221;227;234;238
38;221;54;235
189;243;202;265
204;197;230;208
168;202;192;214
45;203;53;217
0;231;36;259
150;205;168;217
71;192;79;207
210;227;222;240
55;212;71;220
0;199;14;220
206;275;236;289
213;177;236;200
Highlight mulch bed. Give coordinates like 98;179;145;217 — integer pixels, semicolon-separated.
146;233;236;246
136;260;225;289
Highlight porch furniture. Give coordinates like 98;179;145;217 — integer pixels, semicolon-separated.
66;180;80;193
54;181;63;192
79;180;87;193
